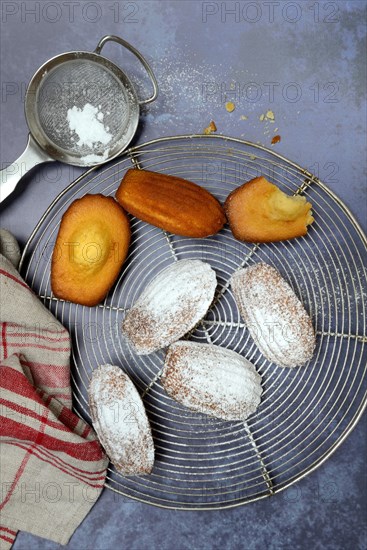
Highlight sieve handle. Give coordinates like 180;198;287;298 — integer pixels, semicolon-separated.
94;35;158;105
0;134;54;203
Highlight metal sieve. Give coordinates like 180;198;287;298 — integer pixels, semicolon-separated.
0;35;158;203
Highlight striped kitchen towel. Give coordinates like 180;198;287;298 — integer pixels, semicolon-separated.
0;236;108;549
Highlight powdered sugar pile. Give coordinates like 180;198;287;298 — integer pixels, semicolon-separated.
82;150;110;164
67;103;112;149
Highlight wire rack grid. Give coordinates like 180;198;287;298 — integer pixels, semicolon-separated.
20;135;367;510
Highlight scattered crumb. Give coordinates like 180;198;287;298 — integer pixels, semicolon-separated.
260;110;276;122
271;135;281;145
225;101;235;113
240;115;248;120
258;110;281;143
203;120;217;135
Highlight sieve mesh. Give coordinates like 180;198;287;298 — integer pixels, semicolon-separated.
20;135;367;509
36;59;130;156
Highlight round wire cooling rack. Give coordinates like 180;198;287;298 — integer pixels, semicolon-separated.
20;135;367;510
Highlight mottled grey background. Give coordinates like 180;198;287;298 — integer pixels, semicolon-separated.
1;1;366;549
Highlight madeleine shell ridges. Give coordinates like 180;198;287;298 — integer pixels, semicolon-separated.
231;263;316;368
89;364;154;476
122;259;217;355
115;168;226;237
162;341;263;421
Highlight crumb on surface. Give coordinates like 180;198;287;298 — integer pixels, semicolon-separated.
260;110;275;122
203;120;217;135
225;101;235;113
271;135;281;145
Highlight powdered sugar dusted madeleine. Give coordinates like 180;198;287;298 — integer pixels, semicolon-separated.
162;341;262;421
122;260;217;355
231;263;316;368
89;365;154;476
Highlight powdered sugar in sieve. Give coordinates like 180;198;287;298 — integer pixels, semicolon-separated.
0;35;158;203
36;58;131;161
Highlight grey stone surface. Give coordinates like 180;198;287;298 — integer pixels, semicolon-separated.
1;1;366;549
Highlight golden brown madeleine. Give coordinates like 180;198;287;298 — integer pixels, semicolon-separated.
224;176;314;242
115;168;226;237
51;194;130;306
89;364;154;475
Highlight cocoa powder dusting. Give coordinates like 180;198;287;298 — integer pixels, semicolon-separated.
231;263;316;368
89;365;155;476
161;341;262;421
122;260;217;355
